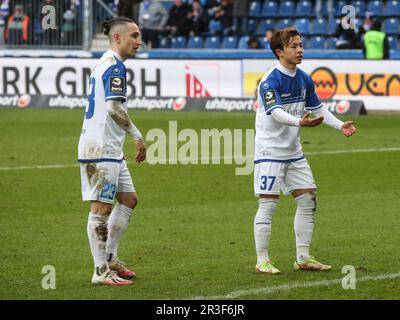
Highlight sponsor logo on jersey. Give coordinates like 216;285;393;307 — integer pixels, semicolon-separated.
110;77;125;93
301;88;307;99
264;90;277;107
281;93;291;98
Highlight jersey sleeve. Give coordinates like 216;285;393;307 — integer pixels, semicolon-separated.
102;63;127;102
305;74;323;111
258;78;283;115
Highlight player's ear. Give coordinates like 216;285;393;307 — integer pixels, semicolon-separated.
113;33;121;44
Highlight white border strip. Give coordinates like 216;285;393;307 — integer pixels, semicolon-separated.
1;147;400;171
190;272;400;300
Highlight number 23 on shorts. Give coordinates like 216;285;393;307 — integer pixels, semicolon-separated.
260;175;276;191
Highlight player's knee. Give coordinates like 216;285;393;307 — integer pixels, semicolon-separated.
295;192;317;213
125;194;138;209
91;202;113;215
255;198;279;223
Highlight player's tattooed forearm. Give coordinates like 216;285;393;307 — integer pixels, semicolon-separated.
109;100;133;132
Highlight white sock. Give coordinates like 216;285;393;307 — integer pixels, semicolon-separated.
106;202;133;262
294;192;316;263
87;212;109;274
254;198;278;265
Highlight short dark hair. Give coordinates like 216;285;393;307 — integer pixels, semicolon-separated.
371;19;382;31
269;28;302;60
102;17;135;36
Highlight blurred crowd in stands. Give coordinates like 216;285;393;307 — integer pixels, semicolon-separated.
0;0;398;53
0;0;82;46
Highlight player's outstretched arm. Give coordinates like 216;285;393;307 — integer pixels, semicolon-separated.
106;100;146;163
312;106;356;137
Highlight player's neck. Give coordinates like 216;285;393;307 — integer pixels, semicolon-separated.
279;60;297;72
109;47;126;62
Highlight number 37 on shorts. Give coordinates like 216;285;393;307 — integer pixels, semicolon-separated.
260;176;276;191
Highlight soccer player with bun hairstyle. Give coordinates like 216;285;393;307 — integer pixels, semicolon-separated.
253;28;356;274
78;17;146;285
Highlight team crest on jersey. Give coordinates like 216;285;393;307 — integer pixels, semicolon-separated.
264;90;277;107
301;88;307;99
110;76;125;93
113;68;121;75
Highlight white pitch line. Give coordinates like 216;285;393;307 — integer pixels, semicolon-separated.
190;272;400;300
0;163;80;171
1;147;400;171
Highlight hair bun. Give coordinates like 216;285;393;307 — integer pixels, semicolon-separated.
102;21;111;35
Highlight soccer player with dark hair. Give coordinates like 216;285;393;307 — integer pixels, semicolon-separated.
253;28;356;274
78;17;146;285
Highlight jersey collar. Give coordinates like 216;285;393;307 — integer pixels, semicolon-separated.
276;62;297;77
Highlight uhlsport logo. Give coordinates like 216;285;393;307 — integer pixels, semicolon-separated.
172;97;187;111
311;67;338;100
336;100;351;114
18;94;31;108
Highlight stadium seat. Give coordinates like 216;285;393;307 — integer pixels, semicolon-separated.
247;19;257;34
158;36;170;49
170;36;186;49
256;19;275;36
387;36;398;49
222;36;238;49
209;20;222;34
312;18;328;35
258;37;270;49
384;0;400;17
249;1;262;17
296;0;314;17
308;36;325;49
326;37;337;49
187;36;203;49
353;0;366;18
204;36;221;49
161;0;174;11
335;0;347;17
295;18;310;35
278;0;295;17
261;1;278;17
238;36;250;49
367;0;384;16
383;18;400;34
319;1;329;17
275;18;293;30
327;18;339;35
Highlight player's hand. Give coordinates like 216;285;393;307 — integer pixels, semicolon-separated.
341;121;356;137
134;139;146;163
299;112;324;127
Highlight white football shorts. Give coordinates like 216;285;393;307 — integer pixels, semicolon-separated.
80;160;135;203
254;158;316;197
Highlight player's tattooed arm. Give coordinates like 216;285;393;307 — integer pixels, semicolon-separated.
107;100;142;140
107;100;146;163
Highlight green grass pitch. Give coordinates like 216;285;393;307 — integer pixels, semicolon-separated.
0;108;399;299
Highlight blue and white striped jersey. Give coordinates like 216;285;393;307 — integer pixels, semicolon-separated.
255;63;322;161
78;50;128;162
